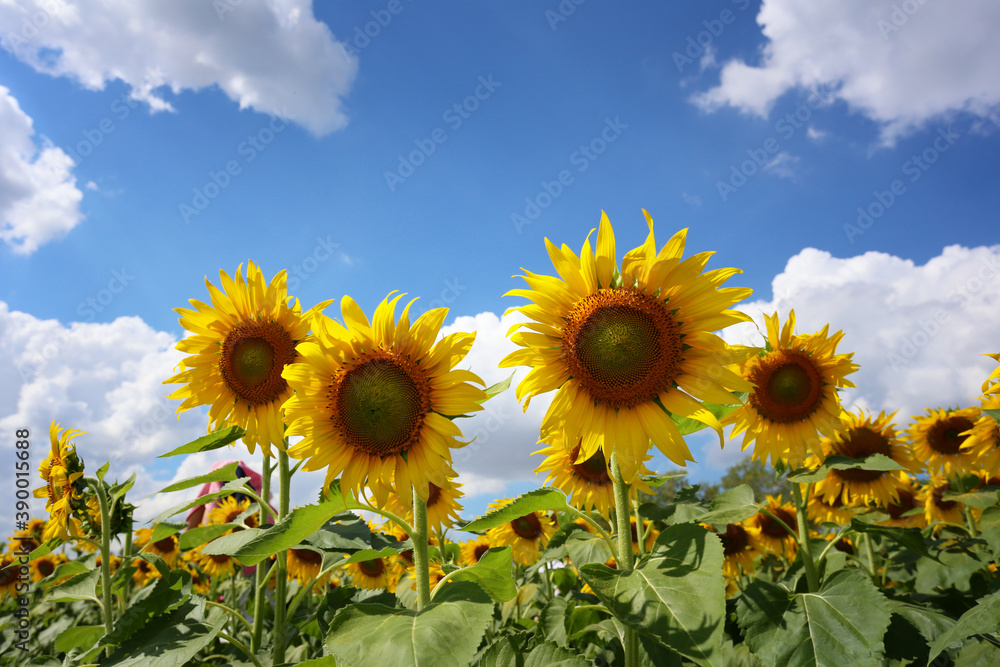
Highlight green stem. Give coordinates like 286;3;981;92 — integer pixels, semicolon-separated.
412;489;431;610
356;501;414;537
286;577;317;621
206;600;254;636
219;631;264;667
610;452;638;667
122;526;132;608
791;484;819;592
562;505;617;557
965;505;980;538
633;492;646;557
85;478;114;642
272;450;290;665
863;533;878;583
251;454;271;654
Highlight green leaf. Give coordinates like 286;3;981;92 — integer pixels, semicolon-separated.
177;523;238;551
43;553;95;586
849;519;941;562
445;546;517;602
481;373;514;402
306;512;375;552
928;589;1000;662
670;396;744;436
538;598;570;646
149;522;185;544
96;461;110;480
524;641;594;666
157;425;246;458
915;550;987;594
47;569;101;603
461;488;570;532
787;453;905;483
564;531;614;568
151;461;241;496
580;524;725;667
980;506;1000;561
296;656;339;667
985;408;1000;423
325;581;494;667
103;569;190;646
737;569;891;667
109;473;136;506
696;485;760;527
480;632;529;667
341;545;406;565
100;600;225;666
54;625;103;654
149;477;253;525
640;472;688;488
884;600;956;664
201;500;345;565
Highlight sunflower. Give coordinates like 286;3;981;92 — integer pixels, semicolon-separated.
184;564;212;596
141;532;180;568
963;395;1000;475
724;311;858;467
920;478;965;528
630;517;658;554
745;496;798;560
208;495;259;529
29;553;62;582
533;432;652;518
704;522;757;579
8;529;41;555
283;293;486;507
806;485;855;525
500;211;754;481
383;478;465;535
459;536;494;566
0;555;20;600
192;546;239;579
165;261;331;456
287;547;324;585
379;521;436;579
34;422;86;541
345;557;397;592
94;553;122;574
25;518;46;539
129;556;162;587
906;407;981;476
812;411;916;508
403;561;446;592
875;473;927;529
983;352;1000;395
484;498;557;566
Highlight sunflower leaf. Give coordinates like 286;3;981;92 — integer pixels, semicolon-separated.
109;473;136;505
669;397;745;436
156;425;246;458
95;461;110;481
47;569;101;604
984;408;1000;423
325;580;494;667
443;546;517;602
151;461;241;496
928;589;1000;663
525;641;594;666
99;599;225;667
786;453;905;483
178;523;238;551
149;521;185;544
460;488;569;532
149;478;253;525
848;519;941;562
480;372;515;403
696;485;760;528
341;544;408;565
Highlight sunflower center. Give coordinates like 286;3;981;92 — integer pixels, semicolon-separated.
220;320;296;406
292;548;322;566
832;427;893;483
359;558;385;577
473;544;490;561
570;445;611;485
0;564;17;586
562;288;682;409
927;416;975;455
38;560;55;577
748;350;824;423
153;537;176;553
932;483;958;511
511;513;543;539
886;489;917;519
761;507;797;538
721;524;749;556
427;483;442;508
210;554;232;564
334;355;430;457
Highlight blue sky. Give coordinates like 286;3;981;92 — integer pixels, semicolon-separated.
2;0;999;529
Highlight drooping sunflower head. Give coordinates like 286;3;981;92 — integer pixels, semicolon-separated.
745;495;798;560
813;410;917;508
283;293;486;507
533;432;652;518
905;406;981;476
962;395;1000;475
34;422;86;540
484;497;557;566
501;211;754;481
875;473;926;529
0;555;18;600
165;261;332;456
287;546;324;585
920;477;965;528
208;495;259;530
724;311;859;467
460;535;494;567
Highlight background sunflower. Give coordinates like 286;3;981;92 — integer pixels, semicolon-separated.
485;498;557;565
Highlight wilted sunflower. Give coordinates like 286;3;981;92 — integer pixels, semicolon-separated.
533;432;652;518
34;422;86;541
746;496;798;560
704;522;757;579
875;473;926;529
165;261;331;456
460;536;494;566
724;311;858;467
346;557;397;592
962;396;1000;475
500;211;753;481
287;547;324;585
383;478;465;535
209;495;259;530
920;478;965;527
485;498;557;565
906;407;980;476
813;411;916;507
283;293;485;507
141;532;180;568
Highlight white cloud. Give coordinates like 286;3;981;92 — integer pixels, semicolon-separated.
692;0;1000;143
806;126;827;141
0;0;357;136
0;86;83;254
762;151;799;178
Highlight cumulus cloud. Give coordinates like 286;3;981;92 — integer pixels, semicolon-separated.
0;0;357;135
0;86;83;254
692;0;1000;143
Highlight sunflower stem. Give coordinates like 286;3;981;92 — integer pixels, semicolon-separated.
633;492;646;557
791;483;819;592
85;477;114;644
863;533;879;584
219;630;264;667
122;526;132;609
964;505;979;538
272;450;290;665
251;454;271;654
562;506;617;557
412;489;432;610
610;452;638;667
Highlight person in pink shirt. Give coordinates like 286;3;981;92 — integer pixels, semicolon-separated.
185;459;268;530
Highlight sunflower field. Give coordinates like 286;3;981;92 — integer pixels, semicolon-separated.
5;212;1000;667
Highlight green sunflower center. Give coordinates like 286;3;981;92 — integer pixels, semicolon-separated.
511;513;543;540
220;320;296;406
336;356;430;457
563;288;683;409
748;350;824;423
927;416;975;455
570;445;611;485
832;426;893;483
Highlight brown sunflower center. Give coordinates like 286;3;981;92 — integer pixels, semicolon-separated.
570;445;612;485
38;559;55;577
748;350;824;423
153;537;176;553
220;320;296;406
926;416;975;455
932;483;958;511
760;507;797;538
427;483;442;508
831;427;893;483
359;558;385;577
0;564;18;586
210;554;232;564
292;548;322;566
562;288;683;409
473;544;490;561
886;489;917;519
511;513;543;540
333;354;431;457
721;523;749;556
